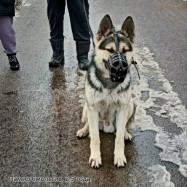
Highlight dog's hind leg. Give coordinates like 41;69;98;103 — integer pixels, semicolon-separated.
124;101;136;140
81;103;87;123
124;129;132;140
76;123;89;138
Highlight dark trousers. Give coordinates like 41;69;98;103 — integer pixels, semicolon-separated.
47;0;90;58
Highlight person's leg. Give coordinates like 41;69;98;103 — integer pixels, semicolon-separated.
0;17;17;54
47;0;65;67
0;16;19;70
67;0;90;70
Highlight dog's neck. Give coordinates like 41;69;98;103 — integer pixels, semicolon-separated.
95;64;120;90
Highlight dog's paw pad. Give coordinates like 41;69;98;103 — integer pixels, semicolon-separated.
76;129;88;138
114;156;127;167
89;156;102;168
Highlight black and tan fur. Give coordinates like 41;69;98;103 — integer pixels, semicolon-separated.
77;15;136;168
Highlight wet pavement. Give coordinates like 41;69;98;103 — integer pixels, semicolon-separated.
0;0;187;187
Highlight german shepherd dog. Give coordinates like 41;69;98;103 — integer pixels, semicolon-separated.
77;15;136;168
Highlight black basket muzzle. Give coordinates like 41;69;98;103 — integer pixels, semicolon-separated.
103;29;129;83
103;52;128;83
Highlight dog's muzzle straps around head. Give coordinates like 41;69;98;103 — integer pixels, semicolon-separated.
104;52;129;82
103;28;129;83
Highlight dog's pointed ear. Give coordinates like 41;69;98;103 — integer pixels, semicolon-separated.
121;16;135;43
97;15;113;40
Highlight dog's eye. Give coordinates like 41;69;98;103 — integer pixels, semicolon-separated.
122;48;127;53
106;48;115;53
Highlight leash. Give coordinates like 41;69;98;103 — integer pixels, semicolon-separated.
132;60;140;80
82;0;95;49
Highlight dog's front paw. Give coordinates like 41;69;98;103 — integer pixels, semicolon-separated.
89;155;102;168
114;155;127;167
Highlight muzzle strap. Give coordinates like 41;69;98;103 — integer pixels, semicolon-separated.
102;28;130;82
113;30;119;51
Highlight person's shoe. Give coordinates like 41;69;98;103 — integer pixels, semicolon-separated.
76;40;90;71
78;57;90;71
49;39;64;68
49;55;64;68
7;54;20;71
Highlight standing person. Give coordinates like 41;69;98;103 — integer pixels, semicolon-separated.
0;0;22;71
47;0;90;71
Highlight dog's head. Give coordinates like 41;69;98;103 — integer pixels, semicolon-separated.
94;15;135;83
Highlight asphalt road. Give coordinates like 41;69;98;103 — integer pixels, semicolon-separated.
0;0;186;187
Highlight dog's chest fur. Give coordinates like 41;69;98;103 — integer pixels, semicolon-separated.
85;64;132;117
